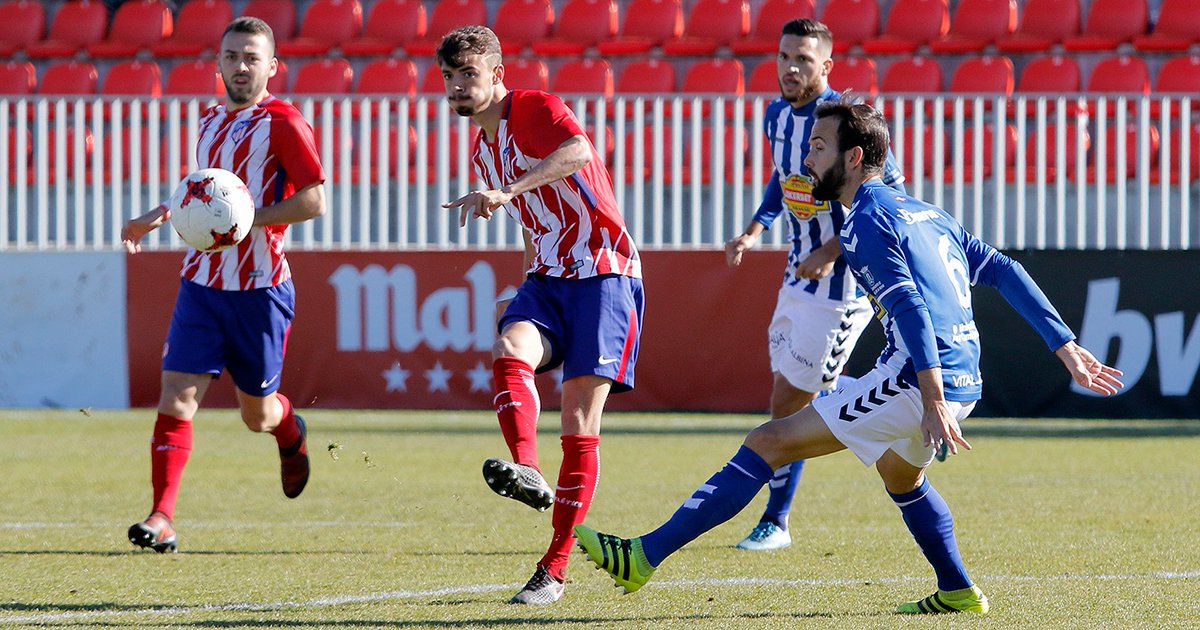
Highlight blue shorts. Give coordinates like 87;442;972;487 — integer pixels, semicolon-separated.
499;273;644;393
162;278;295;396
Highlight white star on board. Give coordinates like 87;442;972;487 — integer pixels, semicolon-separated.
382;361;410;392
425;361;452;393
466;360;492;393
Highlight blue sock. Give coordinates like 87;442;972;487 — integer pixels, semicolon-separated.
889;478;972;591
640;445;775;567
761;460;804;529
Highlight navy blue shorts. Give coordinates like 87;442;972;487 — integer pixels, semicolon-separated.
499;273;644;393
162;279;295;396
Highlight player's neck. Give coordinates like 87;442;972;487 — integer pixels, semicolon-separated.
473;87;509;139
789;81;828;109
841;174;882;207
225;92;267;112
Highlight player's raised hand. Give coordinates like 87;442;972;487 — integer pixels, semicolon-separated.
444;188;513;227
1055;341;1124;395
725;233;757;267
121;204;169;254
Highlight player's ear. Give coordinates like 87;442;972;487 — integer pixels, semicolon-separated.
846;145;865;170
267;57;278;78
492;62;505;85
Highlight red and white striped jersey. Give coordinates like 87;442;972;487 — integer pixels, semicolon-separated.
177;95;324;290
471;90;641;280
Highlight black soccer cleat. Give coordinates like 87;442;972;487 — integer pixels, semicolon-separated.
128;512;177;553
482;458;554;512
280;414;310;499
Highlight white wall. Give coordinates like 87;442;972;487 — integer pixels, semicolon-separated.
0;252;128;408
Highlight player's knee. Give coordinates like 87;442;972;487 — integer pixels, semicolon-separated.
744;421;790;467
239;410;271;433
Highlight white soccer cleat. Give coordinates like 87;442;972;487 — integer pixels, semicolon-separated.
735;522;792;551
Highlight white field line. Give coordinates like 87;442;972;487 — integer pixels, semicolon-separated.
0;521;413;529
1;571;1198;625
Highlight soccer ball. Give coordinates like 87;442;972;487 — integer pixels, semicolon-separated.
169;168;255;252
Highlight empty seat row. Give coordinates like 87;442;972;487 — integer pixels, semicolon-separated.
5;0;1199;63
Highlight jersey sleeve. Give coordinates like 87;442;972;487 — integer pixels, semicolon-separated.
752;174;785;229
273;112;325;190
510;91;586;158
882;149;906;193
845;209;940;370
971;236;1076;350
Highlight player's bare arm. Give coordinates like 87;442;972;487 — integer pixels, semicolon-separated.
121;203;171;254
917;367;972;456
725;221;765;267
1055;340;1124;395
446;134;592;227
251;182;326;227
794;238;841;280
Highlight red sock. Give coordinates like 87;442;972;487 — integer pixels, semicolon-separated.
270;392;300;448
150;413;192;520
540;434;600;581
492;357;540;468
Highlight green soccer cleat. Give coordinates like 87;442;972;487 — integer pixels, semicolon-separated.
573;524;655;594
897;585;989;615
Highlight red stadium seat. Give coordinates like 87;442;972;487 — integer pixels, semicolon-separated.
1099;125;1160;181
1085;56;1150;120
880;57;943;94
995;0;1079;53
88;0;173;58
622;124;677;182
492;0;555;54
957;123;1017;180
819;0;880;53
420;63;446;94
730;0;816;55
692;125;750;183
241;0;297;41
928;0;1017;54
357;58;418;96
861;0;949;55
405;0;487;56
1155;54;1200;96
900;126;950;176
1026;122;1089;181
152;0;234;58
661;0;750;56
0;60;36;96
503;58;549;92
616;58;677;94
682;58;743;118
276;0;363;56
164;59;222;96
38;60;98;95
1134;0;1200;52
25;0;107;59
531;0;619;56
1062;0;1147;52
341;0;426;57
595;0;683;56
748;59;777;95
102;60;162;97
292;58;354;95
551;58;613;97
1014;55;1082;115
947;55;1013;117
830;56;877;97
0;0;46;58
267;58;289;95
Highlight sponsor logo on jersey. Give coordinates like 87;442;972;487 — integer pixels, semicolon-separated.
897;208;940;225
781;174;828;221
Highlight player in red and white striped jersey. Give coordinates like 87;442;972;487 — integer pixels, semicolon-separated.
119;17;326;554
439;26;645;605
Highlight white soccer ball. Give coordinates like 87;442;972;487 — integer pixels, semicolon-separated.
169;168;255;252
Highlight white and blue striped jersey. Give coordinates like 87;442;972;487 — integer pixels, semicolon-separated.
754;87;905;303
841;179;1075;401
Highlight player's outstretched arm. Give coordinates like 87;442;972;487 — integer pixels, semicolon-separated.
725;221;764;267
252;182;326;227
121;203;170;254
1054;341;1124;396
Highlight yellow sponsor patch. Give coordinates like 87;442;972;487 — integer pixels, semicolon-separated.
782;174;829;221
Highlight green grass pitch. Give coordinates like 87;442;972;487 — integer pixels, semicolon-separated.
1;410;1198;628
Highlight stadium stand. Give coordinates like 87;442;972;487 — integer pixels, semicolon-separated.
595;0;683;55
151;0;233;58
404;0;487;56
819;0;880;53
1133;0;1200;52
102;59;163;97
491;0;555;54
660;0;750;56
276;0;364;57
241;0;297;42
267;57;288;94
357;57;418;95
341;0;426;57
1014;54;1083;115
681;57;743;118
551;57;614;98
860;0;950;54
38;59;99;95
501;57;549;91
163;58;221;96
1061;0;1148;51
947;54;1013;117
0;60;36;96
747;58;775;94
0;0;45;59
531;0;619;56
25;0;108;59
616;57;677;95
995;0;1079;52
87;0;173;58
729;0;815;55
928;0;1017;53
292;58;354;95
829;55;877;96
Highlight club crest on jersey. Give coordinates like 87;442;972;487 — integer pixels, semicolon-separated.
231;119;253;144
781;174;828;221
181;177;215;206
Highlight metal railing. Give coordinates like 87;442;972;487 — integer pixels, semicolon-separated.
1;93;1195;251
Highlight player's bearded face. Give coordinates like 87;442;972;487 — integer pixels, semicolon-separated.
777;35;828;105
811;155;847;201
219;32;275;107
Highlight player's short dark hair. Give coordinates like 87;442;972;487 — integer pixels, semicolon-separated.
436;26;503;68
780;18;833;55
222;16;275;53
814;96;889;175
